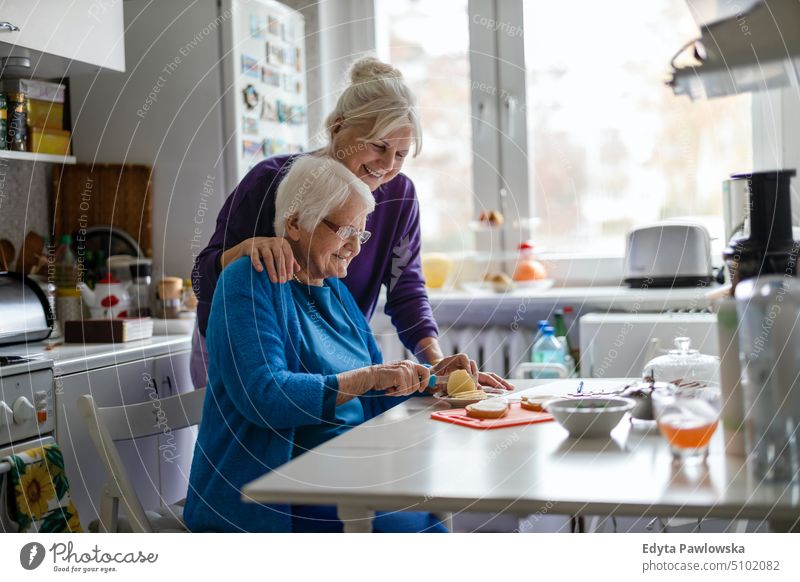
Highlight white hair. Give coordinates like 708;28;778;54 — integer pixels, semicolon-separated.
274;155;375;237
323;56;422;157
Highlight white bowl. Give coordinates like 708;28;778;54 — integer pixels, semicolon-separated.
545;396;635;438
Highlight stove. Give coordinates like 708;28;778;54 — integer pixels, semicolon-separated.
0;355;55;531
0;356;55;449
0;355;54;379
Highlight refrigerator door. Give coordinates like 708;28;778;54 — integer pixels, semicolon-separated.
220;0;309;193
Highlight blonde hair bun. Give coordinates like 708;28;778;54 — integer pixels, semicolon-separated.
349;57;403;84
324;56;422;157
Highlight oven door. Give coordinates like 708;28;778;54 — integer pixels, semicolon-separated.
0;435;55;532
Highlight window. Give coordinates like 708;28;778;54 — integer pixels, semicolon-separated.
375;0;474;253
522;0;752;255
374;0;753;259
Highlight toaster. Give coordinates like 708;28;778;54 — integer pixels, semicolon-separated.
623;222;713;288
0;272;54;346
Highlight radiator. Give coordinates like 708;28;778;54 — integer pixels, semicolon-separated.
371;312;535;378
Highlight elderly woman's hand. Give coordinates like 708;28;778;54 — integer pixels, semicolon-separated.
221;236;300;283
375;360;431;396
336;360;430;404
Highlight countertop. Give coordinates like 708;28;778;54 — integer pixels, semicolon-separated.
0;333;193;376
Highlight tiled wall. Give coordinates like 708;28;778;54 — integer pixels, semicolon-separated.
0;160;51;264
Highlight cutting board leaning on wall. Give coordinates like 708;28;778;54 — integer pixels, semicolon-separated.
52;164;153;257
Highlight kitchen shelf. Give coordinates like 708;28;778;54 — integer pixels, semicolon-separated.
0;150;77;164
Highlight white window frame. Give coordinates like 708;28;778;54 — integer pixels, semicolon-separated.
369;0;778;285
469;0;530;257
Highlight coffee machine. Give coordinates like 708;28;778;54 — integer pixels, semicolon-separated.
722;170;798;292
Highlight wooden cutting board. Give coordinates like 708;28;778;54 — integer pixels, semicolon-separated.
52;163;153;256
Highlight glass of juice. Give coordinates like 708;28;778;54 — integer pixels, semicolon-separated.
652;385;721;462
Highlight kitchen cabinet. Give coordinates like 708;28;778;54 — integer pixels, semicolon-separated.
56;349;196;529
0;0;125;77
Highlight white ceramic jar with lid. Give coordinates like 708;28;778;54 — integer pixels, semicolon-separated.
642;336;720;387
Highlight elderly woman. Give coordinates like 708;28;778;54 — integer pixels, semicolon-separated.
191;56;512;391
184;156;447;533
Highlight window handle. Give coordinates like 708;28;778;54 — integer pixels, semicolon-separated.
0;22;20;32
503;94;518;141
474;98;486;138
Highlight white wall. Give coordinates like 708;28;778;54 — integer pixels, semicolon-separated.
68;0;359;280
69;0;228;280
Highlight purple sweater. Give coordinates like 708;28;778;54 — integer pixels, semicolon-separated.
192;153;438;352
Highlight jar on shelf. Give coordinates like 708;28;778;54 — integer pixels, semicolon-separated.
56;286;84;331
512;241;547;282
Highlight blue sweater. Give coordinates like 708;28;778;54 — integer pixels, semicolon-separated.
184;258;406;532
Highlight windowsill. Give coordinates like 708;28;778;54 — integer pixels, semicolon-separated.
442;251;627;288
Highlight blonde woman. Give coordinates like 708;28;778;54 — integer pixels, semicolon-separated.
191;57;513;389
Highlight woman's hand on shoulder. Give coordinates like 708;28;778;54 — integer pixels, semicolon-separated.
222;237;300;283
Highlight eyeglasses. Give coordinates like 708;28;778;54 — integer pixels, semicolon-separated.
320;218;372;244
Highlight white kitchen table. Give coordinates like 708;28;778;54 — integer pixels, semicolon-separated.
242;379;800;533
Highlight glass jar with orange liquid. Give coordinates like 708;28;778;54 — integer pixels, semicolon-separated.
652;385;722;462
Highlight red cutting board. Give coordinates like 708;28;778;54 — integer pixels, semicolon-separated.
431;402;554;430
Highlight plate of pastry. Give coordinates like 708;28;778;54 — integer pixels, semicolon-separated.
432;369;499;407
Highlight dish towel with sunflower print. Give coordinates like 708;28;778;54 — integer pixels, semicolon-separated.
3;443;82;532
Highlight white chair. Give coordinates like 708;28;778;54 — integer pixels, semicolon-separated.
78;388;205;533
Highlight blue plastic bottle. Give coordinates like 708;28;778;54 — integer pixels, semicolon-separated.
530;319;550;361
532;325;566;365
